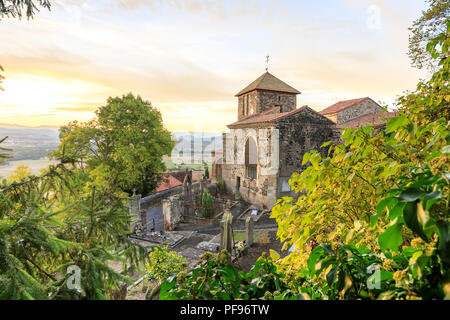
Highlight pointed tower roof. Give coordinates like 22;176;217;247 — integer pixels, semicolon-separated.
235;72;301;96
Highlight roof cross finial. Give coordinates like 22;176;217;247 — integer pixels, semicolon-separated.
265;54;269;72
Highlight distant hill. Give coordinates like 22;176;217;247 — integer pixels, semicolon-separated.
0;123;59;129
0;127;223;163
171;132;222;164
0;125;60;161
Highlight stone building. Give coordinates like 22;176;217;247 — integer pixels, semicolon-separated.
215;71;396;210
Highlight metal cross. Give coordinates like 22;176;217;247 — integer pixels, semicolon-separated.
265;54;270;72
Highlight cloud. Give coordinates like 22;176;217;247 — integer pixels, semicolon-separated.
0;0;429;132
54;106;98;112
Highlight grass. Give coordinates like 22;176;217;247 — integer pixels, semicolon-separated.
233;230;271;244
164;160;211;172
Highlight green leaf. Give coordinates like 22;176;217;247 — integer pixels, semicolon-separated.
307;246;325;274
389;202;406;220
437;220;450;267
326;267;337;286
403;201;428;241
386;116;408;133
442;145;450;154
423;191;441;210
370;214;378;228
302;153;311;166
321;141;333;148
378;290;396;300
399;189;424;202
378;223;403;252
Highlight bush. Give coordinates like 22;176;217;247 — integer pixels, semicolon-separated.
216;178;226;193
160;250;305;300
200;190;214;217
146;246;187;282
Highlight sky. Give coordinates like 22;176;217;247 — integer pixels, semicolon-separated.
0;0;430;132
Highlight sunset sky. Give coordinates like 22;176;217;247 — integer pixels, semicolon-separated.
0;0;429;132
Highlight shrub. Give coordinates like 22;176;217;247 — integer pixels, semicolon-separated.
200;190;214;217
146;246;187;282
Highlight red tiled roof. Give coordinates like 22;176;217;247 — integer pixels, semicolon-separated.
156;175;183;192
227;106;331;128
336;111;398;129
235;72;301;96
319;97;370;115
169;170;187;184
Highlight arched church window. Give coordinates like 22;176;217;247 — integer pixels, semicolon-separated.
245;136;257;179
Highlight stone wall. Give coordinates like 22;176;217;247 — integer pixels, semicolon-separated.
237;90;297;120
274;107;335;198
221;126;279;209
276;107;334;176
162;196;183;231
336;99;383;124
128;194;141;232
257;91;296;114
140;181;203;210
237;91;258;120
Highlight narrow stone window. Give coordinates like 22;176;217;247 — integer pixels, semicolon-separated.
245;137;257;179
246;95;250;114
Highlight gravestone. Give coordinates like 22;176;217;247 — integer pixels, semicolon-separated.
245;216;254;247
129;192;141;233
182;169;194;216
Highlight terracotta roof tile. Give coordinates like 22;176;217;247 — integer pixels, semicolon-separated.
235;72;301;96
227;106;328;128
319;97;370;115
156;175;183;192
336;111;398;129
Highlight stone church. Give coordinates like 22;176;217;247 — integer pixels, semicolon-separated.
214;71;395;210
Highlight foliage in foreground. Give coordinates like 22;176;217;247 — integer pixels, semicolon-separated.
0;163;147;299
160;226;447;300
269;20;449;300
160;251;304;300
146;246;187;283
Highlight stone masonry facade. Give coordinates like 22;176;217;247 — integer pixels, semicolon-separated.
324;98;383;125
215;72;392;210
238;90;297;120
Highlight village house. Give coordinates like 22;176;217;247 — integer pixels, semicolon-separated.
214;71;396;210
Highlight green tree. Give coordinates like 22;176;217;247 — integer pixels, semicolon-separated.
7;164;32;184
0;136;11;163
408;0;450;71
270;19;449;299
204;164;210;179
200;189;214;217
50;93;175;196
0;164;147;299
